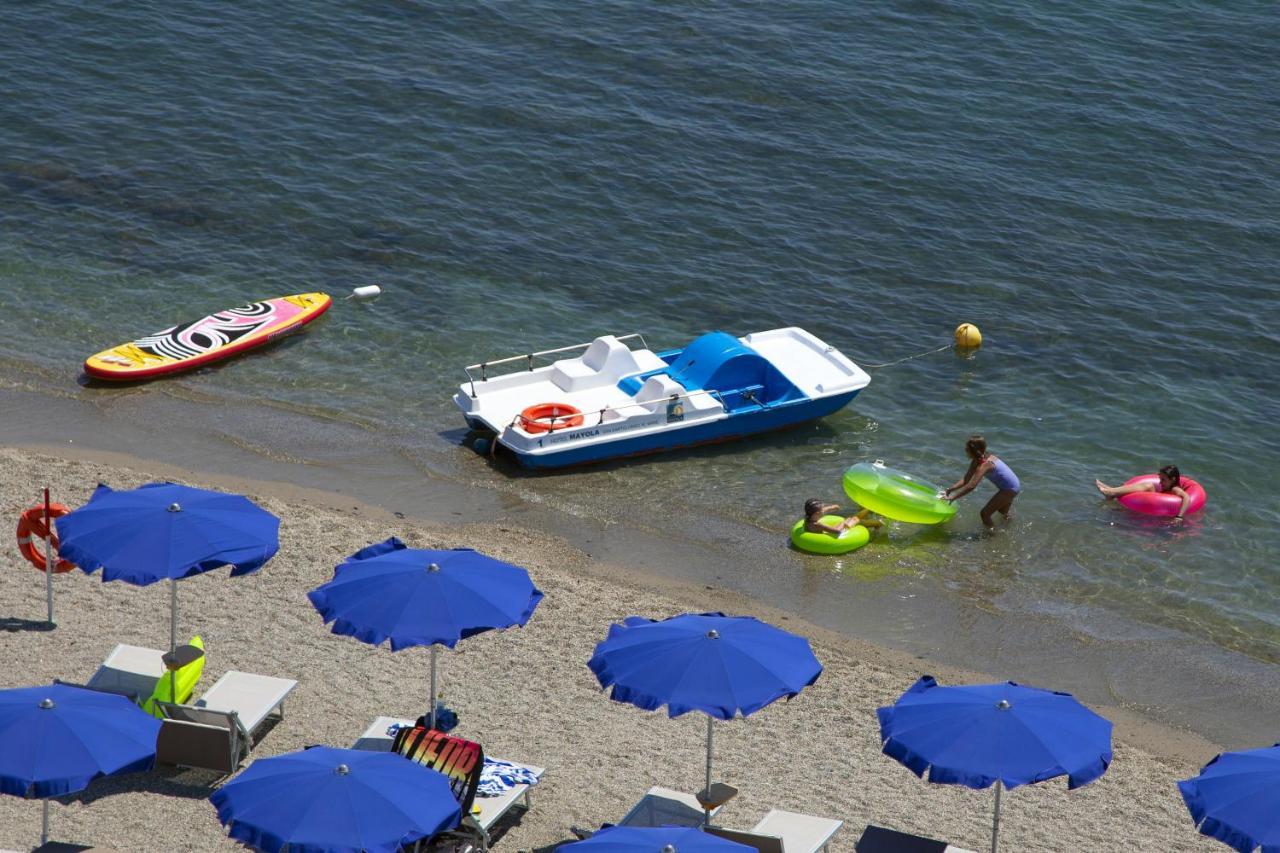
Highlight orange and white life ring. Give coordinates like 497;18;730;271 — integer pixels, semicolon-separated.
518;403;585;434
16;504;76;573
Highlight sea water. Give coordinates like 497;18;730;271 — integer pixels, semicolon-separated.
2;0;1276;734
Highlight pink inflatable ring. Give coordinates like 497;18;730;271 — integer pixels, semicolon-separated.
1118;474;1206;517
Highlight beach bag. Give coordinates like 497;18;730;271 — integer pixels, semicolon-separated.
391;725;483;816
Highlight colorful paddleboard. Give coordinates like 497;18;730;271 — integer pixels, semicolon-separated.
84;292;332;380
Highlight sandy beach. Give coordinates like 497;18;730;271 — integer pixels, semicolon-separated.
0;446;1223;852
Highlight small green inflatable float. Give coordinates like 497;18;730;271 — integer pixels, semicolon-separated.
790;515;872;555
842;460;956;525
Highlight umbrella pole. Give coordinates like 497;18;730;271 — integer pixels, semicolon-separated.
991;779;1002;853
41;798;50;846
170;579;178;652
704;716;714;825
43;488;55;626
170;579;179;701
429;645;438;729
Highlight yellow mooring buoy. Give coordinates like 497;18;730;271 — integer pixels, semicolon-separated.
954;323;982;348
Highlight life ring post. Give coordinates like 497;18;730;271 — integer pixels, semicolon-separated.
42;488;55;626
17;493;76;613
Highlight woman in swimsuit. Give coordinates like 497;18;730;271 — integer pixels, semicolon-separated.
1095;464;1191;522
944;435;1021;529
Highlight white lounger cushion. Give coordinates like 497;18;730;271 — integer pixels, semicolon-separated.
195;671;297;734
353;716;543;833
752;809;843;853
352;715;413;752
86;643;165;700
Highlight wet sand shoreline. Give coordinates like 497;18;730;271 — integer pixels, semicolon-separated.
1;376;1276;754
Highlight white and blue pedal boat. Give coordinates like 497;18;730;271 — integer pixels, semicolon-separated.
453;328;870;469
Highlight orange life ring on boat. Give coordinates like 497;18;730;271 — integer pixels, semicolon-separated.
16;504;76;573
519;403;585;433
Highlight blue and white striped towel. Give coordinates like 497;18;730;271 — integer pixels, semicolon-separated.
477;757;540;797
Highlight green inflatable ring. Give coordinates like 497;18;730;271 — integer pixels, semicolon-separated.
843;460;957;525
790;515;872;555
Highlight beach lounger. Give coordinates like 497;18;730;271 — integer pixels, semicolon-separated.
706;810;842;853
618;786;725;828
569;786;725;841
353;716;544;850
705;826;786;853
83;640;204;709
83;643;167;702
352;715;416;751
155;671;297;774
854;825;977;853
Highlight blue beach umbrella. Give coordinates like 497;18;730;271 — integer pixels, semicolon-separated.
210;746;461;853
588;612;823;800
558;825;755;853
877;675;1112;853
307;537;542;726
1178;743;1280;852
56;482;279;664
0;683;162;847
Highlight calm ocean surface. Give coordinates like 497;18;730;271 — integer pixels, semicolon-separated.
2;2;1277;689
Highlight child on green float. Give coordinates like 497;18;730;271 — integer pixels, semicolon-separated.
803;498;882;536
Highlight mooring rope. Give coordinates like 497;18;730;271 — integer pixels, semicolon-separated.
861;342;955;370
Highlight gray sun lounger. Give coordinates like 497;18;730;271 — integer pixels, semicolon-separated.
84;643;167;703
155;671;297;775
618;786;726;828
354;716;544;850
707;810;843;853
855;825;977;853
567;785;726;842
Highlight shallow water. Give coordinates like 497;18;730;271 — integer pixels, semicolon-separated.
2;1;1277;700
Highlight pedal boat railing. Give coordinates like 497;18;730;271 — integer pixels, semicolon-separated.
462;333;650;399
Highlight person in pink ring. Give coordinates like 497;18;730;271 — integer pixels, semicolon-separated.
1096;464;1192;523
944;434;1021;529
